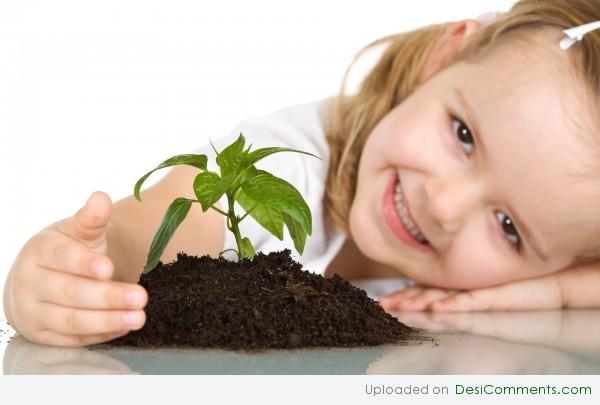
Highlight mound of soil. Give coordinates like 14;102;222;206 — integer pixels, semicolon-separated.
106;249;418;350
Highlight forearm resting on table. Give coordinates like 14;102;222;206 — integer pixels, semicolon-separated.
557;264;600;308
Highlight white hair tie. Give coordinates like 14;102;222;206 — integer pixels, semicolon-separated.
476;11;503;27
560;21;600;50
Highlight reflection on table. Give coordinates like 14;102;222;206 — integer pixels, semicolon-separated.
3;309;600;374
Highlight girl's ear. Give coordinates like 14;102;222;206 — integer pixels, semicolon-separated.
419;19;481;83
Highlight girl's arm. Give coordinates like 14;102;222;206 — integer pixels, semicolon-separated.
380;275;561;312
557;263;600;308
379;263;600;312
390;311;600;356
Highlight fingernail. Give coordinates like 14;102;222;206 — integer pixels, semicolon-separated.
124;311;141;326
127;291;144;307
92;259;110;278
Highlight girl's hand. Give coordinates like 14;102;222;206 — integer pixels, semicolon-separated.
3;191;148;347
378;275;563;312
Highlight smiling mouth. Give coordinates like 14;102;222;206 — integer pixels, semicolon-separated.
394;176;429;244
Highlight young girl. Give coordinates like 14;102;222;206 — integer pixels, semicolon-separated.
5;0;600;347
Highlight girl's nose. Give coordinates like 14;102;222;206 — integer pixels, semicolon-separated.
424;173;482;234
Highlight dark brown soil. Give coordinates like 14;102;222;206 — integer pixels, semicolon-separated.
105;249;419;350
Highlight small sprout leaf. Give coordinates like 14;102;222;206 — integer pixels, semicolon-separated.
240;237;256;260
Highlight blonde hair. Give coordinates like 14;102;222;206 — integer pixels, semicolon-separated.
323;0;600;263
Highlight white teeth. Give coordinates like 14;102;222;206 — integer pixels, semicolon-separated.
394;181;427;243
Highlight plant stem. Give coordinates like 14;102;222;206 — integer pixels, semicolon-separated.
218;248;238;258
226;192;243;261
209;204;228;216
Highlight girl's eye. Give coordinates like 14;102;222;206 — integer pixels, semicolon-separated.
495;211;522;252
451;116;475;155
450;115;522;253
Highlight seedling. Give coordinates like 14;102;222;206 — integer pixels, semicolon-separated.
134;133;321;274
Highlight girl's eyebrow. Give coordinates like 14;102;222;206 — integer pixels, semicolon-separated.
452;88;550;263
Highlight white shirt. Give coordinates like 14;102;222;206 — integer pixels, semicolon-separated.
193;98;346;276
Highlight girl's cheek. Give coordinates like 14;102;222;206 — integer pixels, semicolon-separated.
441;244;508;288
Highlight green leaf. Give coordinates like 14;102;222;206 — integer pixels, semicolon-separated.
230;160;257;191
135;133;320;273
213;173;237;204
143;198;194;274
236;187;284;240
134;154;208;201
283;212;307;255
241;146;321;171
193;171;220;211
240;237;255;260
232;145;321;195
241;170;312;236
216;133;245;177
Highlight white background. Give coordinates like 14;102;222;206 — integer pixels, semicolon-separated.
0;0;515;308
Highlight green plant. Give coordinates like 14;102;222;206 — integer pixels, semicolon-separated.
134;133;321;274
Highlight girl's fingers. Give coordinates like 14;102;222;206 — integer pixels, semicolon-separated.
430;277;564;312
379;285;426;308
401;289;457;311
35;230;114;280
39;302;146;336
32;330;130;348
430;290;493;312
388;288;458;311
37;267;147;310
60;191;112;248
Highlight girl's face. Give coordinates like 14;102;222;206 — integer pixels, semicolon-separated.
349;32;600;289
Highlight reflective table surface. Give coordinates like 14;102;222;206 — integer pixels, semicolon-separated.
2;279;600;374
4;310;600;375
